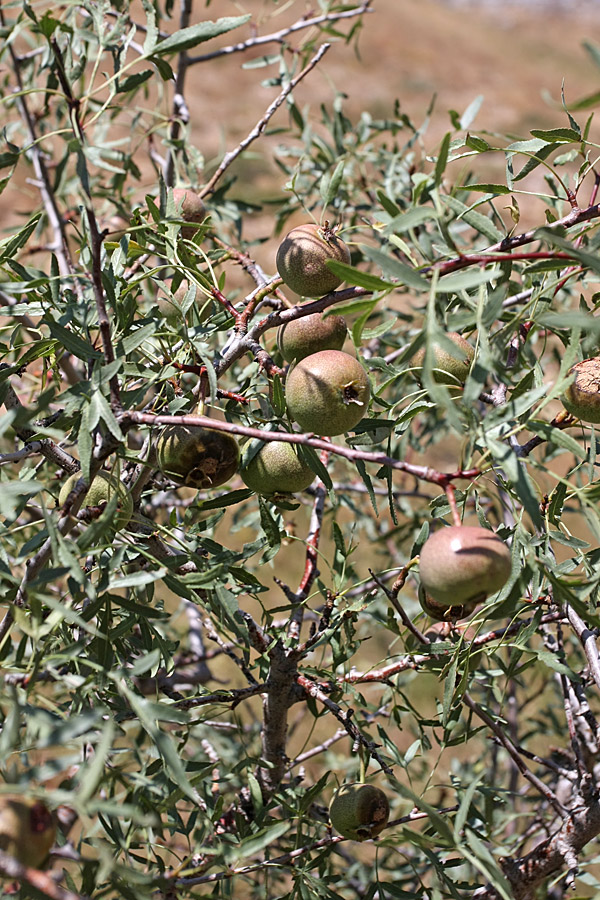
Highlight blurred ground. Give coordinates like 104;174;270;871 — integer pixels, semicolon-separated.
1;0;599;232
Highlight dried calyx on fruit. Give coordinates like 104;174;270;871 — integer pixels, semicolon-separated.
277;309;347;363
285;349;370;436
419;524;511;618
241;439;315;495
276;223;351;298
0;795;56;868
562;357;600;423
155;424;239;489
329;783;390;842
412;332;475;385
58;470;133;529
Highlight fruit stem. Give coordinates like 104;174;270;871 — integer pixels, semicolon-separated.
445;483;462;527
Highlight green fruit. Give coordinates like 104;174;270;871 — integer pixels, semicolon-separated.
277;310;347;362
0;796;56;868
329;783;390;842
241;440;315;494
419;525;511;610
155;425;239;489
156;279;212;323
58;471;133;529
562;357;600;423
172;188;206;239
412;332;474;384
285;350;370;436
276;223;351;298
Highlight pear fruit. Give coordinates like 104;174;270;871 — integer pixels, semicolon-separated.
412;332;474;384
329;783;389;841
276;223;351;298
562;357;600;423
285;350;370;436
156;279;212;323
0;795;56;868
419;525;511;612
277;310;347;363
171;188;206;239
58;471;133;529
155;425;239;489
241;440;315;495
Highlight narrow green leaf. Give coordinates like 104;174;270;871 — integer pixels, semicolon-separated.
325;260;393;292
530;127;581;142
150;15;250;57
47;322;102;362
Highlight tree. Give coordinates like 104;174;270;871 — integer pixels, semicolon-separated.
1;0;600;897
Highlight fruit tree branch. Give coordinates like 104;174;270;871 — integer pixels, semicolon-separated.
0;848;87;900
120;410;482;487
200;43;331;199
186;3;373;64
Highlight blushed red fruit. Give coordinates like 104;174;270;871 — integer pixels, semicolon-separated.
0;796;56;868
241;440;315;494
285;350;370;436
58;471;133;529
419;525;511;610
277;310;347;362
412;332;475;384
155;425;239;489
329;783;390;842
172;188;206;239
562;357;600;423
276;223;351;298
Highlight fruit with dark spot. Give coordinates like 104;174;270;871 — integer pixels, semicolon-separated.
418;586;481;623
171;188;206;239
0;795;56;868
241;440;315;494
276;223;351;298
277;310;347;362
419;525;511;612
155;425;239;489
58;471;133;529
329;783;390;842
412;332;474;384
562;357;600;423
285;350;370;436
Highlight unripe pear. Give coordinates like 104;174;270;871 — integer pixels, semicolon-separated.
0;796;56;868
562;357;600;423
412;332;474;384
58;471;133;529
171;188;206;239
285;350;370;436
419;525;511;610
329;783;389;841
276;223;351;298
156;280;212;323
241;440;315;494
277;310;347;362
155;425;239;489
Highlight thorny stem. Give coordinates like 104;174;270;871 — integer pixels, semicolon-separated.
200;44;331;199
163;0;193;186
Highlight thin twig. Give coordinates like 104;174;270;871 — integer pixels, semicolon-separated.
200;43;331;198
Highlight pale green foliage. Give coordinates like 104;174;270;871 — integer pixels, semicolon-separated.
1;1;600;899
